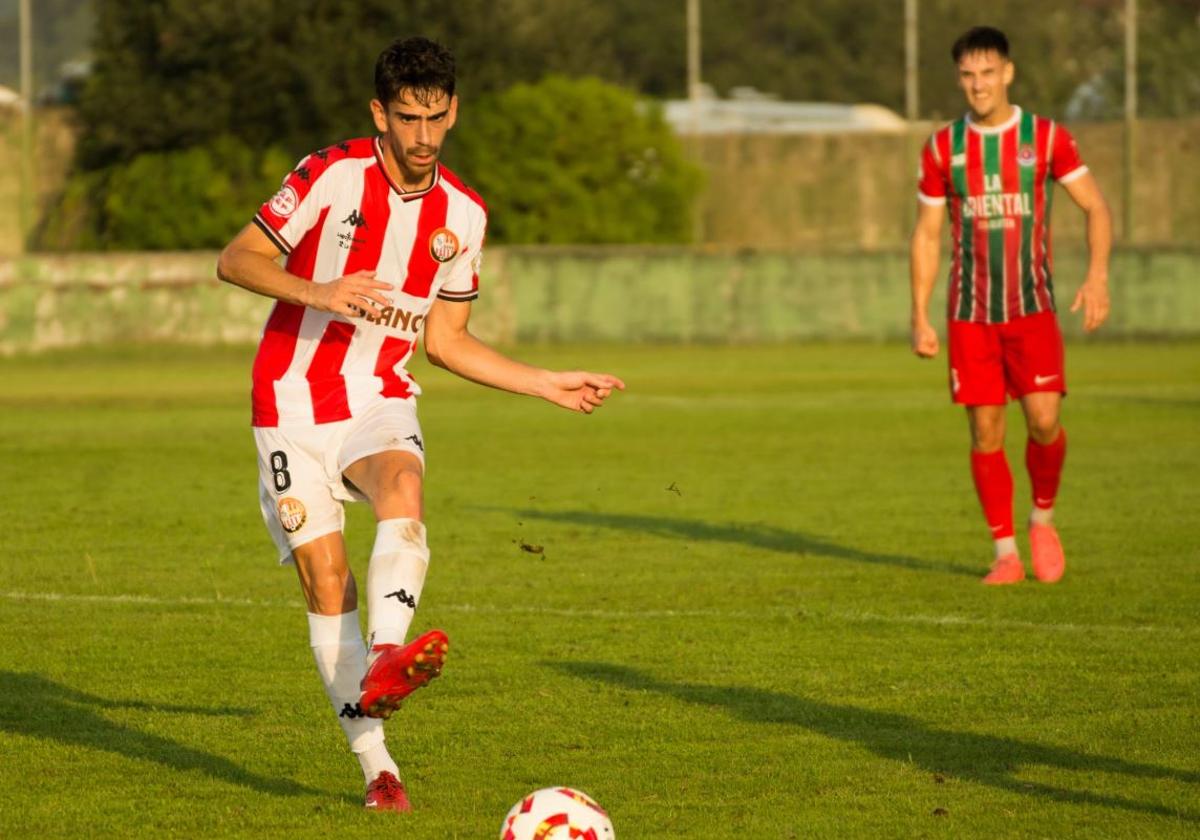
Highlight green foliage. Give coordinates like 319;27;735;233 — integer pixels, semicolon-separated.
37;138;291;251
448;76;703;244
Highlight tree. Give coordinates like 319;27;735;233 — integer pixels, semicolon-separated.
447;76;703;244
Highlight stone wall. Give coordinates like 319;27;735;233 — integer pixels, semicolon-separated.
2;247;1196;355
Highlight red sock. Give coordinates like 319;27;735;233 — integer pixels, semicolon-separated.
970;449;1014;539
1026;428;1067;510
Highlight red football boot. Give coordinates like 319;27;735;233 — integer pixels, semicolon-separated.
360;628;449;719
982;552;1025;586
364;771;411;812
1030;523;1066;583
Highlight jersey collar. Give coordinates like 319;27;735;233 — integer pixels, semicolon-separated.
965;105;1021;135
373;136;441;201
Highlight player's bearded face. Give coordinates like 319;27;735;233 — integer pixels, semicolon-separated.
956;50;1013;120
372;89;458;189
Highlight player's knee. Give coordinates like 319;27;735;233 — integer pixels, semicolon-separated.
970;420;1005;452
377;465;423;510
1027;413;1060;444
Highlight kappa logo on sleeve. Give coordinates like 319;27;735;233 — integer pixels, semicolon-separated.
429;227;460;263
269;185;299;218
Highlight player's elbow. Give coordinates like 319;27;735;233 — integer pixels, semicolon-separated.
423;332;452;370
216;245;240;286
1089;193;1113;227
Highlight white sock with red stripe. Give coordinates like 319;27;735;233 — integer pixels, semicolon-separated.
307;610;399;782
366;518;430;651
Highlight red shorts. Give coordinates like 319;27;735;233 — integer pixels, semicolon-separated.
947;312;1066;405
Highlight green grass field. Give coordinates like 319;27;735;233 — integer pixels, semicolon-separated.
1;340;1197;839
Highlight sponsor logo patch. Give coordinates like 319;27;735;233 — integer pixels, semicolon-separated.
1018;144;1036;167
277;497;307;533
951;153;966;166
429;227;460;263
269;185;299;218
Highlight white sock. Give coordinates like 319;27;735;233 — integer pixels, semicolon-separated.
1030;506;1054;526
366;518;430;650
307;610;399;783
994;536;1018;560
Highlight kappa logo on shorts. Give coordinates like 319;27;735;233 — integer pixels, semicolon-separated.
950;367;961;394
429;227;460;263
277;497;307;533
269;185;299;218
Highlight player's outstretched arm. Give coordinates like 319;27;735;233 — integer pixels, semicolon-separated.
216;223;393;319
909;200;944;358
1063;172;1112;332
423;297;624;414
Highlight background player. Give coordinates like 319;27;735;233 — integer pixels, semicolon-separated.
217;37;624;810
909;26;1111;585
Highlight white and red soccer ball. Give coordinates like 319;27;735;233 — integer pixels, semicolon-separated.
500;787;615;839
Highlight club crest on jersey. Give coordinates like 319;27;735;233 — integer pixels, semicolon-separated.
1018;144;1036;167
429;227;460;263
277;497;307;533
269;185;299;218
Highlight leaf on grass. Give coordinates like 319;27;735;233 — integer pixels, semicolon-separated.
932;808;949;817
520;542;544;554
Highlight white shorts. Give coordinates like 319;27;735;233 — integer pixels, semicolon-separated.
253;398;425;563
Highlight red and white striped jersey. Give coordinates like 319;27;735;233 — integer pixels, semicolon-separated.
249;136;487;427
917;106;1087;324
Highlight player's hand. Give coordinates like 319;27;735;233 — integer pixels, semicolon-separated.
541;371;626;414
306;270;393;320
1070;277;1110;332
911;321;940;358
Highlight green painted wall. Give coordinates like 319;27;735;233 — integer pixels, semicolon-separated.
1;247;1197;354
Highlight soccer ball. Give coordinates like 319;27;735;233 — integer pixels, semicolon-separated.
499;787;615;839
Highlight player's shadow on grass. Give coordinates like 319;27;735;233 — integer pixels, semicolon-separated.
509;508;977;577
552;661;1199;823
0;671;317;797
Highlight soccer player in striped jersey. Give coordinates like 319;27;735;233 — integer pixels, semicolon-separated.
909;26;1112;585
217;37;623;810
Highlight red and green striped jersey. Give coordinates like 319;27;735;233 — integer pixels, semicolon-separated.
917;106;1087;324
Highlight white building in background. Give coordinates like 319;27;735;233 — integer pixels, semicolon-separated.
0;85;24;111
662;85;907;135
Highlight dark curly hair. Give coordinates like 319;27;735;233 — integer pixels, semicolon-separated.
951;26;1009;63
375;37;456;107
